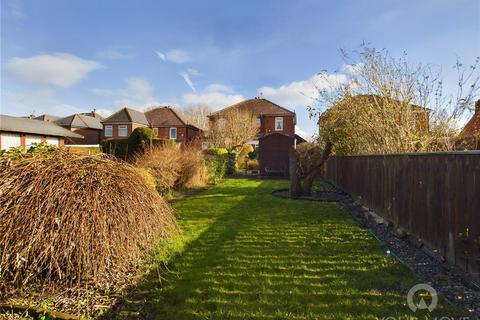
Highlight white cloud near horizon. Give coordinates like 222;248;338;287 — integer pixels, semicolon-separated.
258;73;348;107
6;53;102;88
183;85;244;110
154;49;192;63
1;89;82;116
92;77;160;109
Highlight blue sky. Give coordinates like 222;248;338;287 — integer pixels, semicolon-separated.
1;0;479;135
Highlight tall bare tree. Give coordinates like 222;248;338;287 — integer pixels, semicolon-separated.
291;45;479;196
181;104;212;131
208;108;258;151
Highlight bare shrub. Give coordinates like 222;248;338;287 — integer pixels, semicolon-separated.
135;145;209;192
0;150;178;289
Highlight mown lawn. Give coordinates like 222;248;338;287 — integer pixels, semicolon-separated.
112;179;461;319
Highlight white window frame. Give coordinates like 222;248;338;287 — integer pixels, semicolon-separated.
105;125;113;137
256;117;261;127
169;127;177;140
153;127;159;137
118;125;128;137
275;117;283;131
218;118;226;129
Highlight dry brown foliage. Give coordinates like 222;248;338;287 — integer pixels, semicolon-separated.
0;150;178;290
135;145;209;192
208;108;258;150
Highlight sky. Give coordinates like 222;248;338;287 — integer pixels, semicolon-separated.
1;0;479;136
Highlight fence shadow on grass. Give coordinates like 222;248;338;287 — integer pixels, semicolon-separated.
102;179;459;319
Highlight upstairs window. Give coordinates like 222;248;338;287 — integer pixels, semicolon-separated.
275;117;283;131
256;117;261;127
170;127;177;140
218;118;226;129
118;125;128;137
105;125;113;137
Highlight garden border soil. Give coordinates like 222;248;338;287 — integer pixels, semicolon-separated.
272;183;480;318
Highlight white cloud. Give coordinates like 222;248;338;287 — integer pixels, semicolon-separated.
179;72;196;92
1;89;82;116
155;49;192;63
92;77;160;109
258;73;348;107
96;46;131;60
205;83;234;94
183;89;244;110
154;50;166;61
6;53;101;88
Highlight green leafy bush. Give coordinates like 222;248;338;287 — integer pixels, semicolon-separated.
128;127;155;155
226;150;237;175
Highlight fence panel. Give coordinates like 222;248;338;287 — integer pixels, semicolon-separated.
326;152;480;280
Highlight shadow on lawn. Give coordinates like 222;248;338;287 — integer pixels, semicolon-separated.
102;179;456;319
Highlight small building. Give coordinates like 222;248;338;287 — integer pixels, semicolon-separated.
209;98;297;146
0;115;83;150
458;100;480;150
101;107;149;139
55;111;103;145
144;106;203;144
209;98;305;175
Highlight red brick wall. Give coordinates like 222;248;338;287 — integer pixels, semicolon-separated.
65;128;101;145
209;115;295;137
153;126;202;143
102;123;147;139
261;115;295;136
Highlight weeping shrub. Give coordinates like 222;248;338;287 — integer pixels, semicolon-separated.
0;150;178;288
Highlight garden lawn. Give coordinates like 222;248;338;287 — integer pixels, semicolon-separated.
113;179;461;319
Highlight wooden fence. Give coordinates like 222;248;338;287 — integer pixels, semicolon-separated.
325;151;480;280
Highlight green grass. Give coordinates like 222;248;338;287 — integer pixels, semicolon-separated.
113;179;463;319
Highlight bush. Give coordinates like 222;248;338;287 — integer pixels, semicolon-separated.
205;147;228;157
128;127;155;156
101;138;129;159
135;145;210;193
0;150;178;288
226;150;237;175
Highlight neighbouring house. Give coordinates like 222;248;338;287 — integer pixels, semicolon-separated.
55;111;103;145
101;107;149;139
144;106;203;144
209;98;306;176
457;100;480;150
317;94;431;142
0;115;83;150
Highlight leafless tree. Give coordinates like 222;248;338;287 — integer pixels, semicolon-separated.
291;45;479;196
181;104;212;131
208;108;258;151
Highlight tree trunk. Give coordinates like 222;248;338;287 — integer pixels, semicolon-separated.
289;147;302;197
301;142;333;196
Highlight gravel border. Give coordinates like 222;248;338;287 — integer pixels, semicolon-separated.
273;183;480;318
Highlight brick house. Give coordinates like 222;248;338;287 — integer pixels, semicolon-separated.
0;114;83;150
55;111;103;145
318;94;431;136
144;106;202;144
209;98;305;175
457;100;480;150
101;107;149;139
